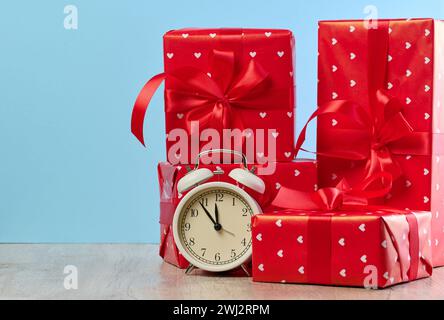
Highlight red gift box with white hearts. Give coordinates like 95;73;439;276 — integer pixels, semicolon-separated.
252;210;433;288
315;19;444;266
157;160;317;269
132;29;296;165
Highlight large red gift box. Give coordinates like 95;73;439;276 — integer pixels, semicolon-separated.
315;19;444;266
158;160;317;268
252;210;433;288
132;28;296;164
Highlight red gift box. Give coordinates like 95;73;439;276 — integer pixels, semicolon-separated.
252;210;433;288
313;19;444;266
132;28;296;164
157;160;317;269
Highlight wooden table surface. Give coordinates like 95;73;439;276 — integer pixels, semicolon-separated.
1;244;443;300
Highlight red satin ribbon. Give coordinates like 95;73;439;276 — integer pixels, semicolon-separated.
131;47;284;147
296;22;431;181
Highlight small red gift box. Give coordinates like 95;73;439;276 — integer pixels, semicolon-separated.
158;160;317;269
252;210;433;288
314;19;444;266
132;28;296;164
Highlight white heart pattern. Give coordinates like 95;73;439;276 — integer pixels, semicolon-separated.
177;113;184;119
424;168;430;175
275;182;281;190
166;53;174;59
350;52;356;60
277;250;284;258
272;132;279;138
194;52;202;59
209;33;217;38
387;82;393;90
297;235;304;244
181;33;189;38
349;25;356;33
259;112;267;119
332;92;338;100
388;55;393;62
360;255;368;263
332;65;338;73
277;51;285;58
249;51;257;58
258;264;265;272
406;69;412;77
294;170;301;177
406;97;412;105
339;269;347;277
425;85;431;92
425;113;430;120
405;42;412;49
350;80;356;87
405;180;412;188
298;266;305;274
276;219;282;227
265;32;272;37
332;119;338;127
256;233;263;241
359;224;366;232
381;240;388;249
338;238;345;247
331;38;338;46
383;272;389;280
287;112;293;118
424;196;430;204
425;57;431;64
425;29;431;37
284;152;292;158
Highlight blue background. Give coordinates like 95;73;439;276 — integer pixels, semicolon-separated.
1;0;443;243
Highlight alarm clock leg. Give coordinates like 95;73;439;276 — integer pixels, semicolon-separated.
185;264;196;275
241;264;251;277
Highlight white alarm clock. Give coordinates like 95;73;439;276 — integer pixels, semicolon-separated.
172;149;265;274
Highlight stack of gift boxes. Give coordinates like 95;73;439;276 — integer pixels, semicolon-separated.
132;19;444;288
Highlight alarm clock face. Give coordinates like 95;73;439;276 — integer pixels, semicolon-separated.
173;182;261;272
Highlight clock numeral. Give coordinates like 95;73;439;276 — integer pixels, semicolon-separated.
231;249;236;258
190;209;198;217
199;198;208;207
200;248;207;257
241;238;246;247
184;223;191;231
189;237;195;246
232;198;236;206
246;223;251;232
241;207;248;217
216;193;224;202
214;252;221;262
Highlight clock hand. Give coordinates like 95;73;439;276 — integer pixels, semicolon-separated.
199;202;220;230
214;203;220;225
222;228;235;237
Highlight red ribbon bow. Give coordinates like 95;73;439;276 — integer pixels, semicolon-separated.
272;172;393;211
131;49;283;146
295;22;431;181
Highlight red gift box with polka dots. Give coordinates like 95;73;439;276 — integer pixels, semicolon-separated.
157;160;317;269
161;28;296;165
316;19;444;267
252;210;432;288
